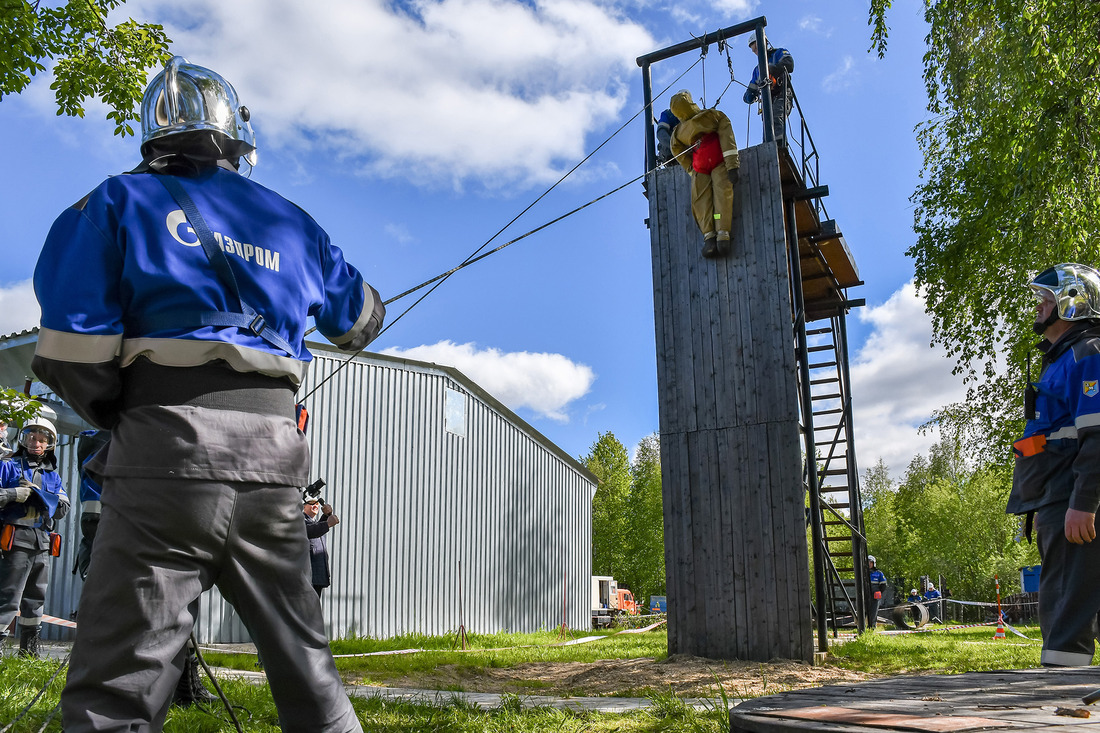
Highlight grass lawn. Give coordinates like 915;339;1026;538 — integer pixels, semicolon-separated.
0;623;1068;732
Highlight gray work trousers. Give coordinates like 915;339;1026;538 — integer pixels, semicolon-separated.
1035;501;1100;666
61;477;362;733
0;545;49;630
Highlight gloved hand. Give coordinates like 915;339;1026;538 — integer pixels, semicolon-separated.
728;167;740;186
326;513;340;528
13;486;31;503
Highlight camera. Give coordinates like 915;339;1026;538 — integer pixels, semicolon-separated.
302;478;326;505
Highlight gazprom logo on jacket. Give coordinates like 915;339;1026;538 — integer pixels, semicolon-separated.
165;209;281;272
1085;380;1099;398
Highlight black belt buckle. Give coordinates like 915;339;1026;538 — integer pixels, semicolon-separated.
249;314;266;336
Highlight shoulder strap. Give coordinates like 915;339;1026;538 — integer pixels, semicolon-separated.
153;175;296;357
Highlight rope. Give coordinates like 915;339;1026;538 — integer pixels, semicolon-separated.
0;655;69;733
191;631;245;733
298;57;703;402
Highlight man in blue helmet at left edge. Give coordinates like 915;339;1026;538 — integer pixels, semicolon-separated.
32;56;384;732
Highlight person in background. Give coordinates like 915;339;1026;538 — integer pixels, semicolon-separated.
0;418;69;657
866;555;887;631
923;583;942;601
907;588;922;603
303;495;340;602
655;108;680;165
743;36;795;144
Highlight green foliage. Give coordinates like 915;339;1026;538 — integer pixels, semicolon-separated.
867;1;1100;459
0;387;41;427
582;432;666;606
0;0;171;136
862;438;1039;600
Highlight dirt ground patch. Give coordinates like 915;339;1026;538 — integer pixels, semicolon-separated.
383;654;875;698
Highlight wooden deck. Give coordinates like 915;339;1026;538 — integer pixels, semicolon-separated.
730;668;1100;732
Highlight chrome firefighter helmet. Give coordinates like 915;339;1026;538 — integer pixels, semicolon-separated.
867;555;876;565
19;417;57;451
140;56;257;166
1030;263;1100;322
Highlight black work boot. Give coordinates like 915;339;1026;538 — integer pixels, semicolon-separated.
716;237;731;257
18;624;40;658
702;237;719;258
173;645;218;706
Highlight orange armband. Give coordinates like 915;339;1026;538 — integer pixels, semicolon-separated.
1013;434;1047;458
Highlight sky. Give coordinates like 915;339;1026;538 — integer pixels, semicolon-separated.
0;0;972;479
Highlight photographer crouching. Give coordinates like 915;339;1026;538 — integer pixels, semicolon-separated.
302;480;340;603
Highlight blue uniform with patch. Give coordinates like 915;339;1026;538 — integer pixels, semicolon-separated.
34;164;383;733
1009;322;1100;667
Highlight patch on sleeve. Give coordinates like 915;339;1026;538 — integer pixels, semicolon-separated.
1085;380;1099;397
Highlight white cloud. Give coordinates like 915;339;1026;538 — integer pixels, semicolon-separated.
822;55;856;93
0;281;40;337
850;282;969;478
136;0;654;188
384;223;416;245
381;340;595;421
799;15;830;37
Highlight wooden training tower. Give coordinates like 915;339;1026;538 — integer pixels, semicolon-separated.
639;18;866;663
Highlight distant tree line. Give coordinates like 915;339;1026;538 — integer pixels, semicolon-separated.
581;432;665;607
862;438;1040;601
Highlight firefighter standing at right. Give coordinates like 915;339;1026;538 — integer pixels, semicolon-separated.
1009;263;1100;666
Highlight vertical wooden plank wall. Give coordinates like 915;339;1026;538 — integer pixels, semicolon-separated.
647;142;813;662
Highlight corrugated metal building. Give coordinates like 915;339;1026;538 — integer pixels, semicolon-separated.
0;331;597;642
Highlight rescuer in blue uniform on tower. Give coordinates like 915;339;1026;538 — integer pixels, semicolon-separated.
32;56;385;732
743;36;794;144
0;417;69;657
1009;262;1100;667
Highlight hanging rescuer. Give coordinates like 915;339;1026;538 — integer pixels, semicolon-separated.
668;89;740;259
1008;263;1100;667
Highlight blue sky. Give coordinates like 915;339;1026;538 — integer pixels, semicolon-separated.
0;0;970;478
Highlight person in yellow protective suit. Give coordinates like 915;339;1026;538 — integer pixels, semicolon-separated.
669;90;740;258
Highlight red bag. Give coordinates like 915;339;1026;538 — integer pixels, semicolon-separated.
49;532;61;558
874;591;882;600
692;133;724;174
0;525;13;552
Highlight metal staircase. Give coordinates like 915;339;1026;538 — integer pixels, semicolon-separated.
798;314;868;633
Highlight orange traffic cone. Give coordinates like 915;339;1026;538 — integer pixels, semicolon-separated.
993;615;1006;639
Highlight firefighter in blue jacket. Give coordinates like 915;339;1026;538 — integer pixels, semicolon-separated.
0;417;69;657
743;37;794;144
1009;263;1100;667
33;56;384;732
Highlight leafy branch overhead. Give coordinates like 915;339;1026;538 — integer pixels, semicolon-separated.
868;1;1100;459
0;0;171;136
0;388;41;428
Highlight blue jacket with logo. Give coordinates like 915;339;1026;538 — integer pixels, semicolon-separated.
0;453;69;530
1009;323;1100;515
743;48;794;104
31;166;385;432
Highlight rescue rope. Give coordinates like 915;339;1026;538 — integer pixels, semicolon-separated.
191;631;245;733
0;655;68;733
298;58;703;401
